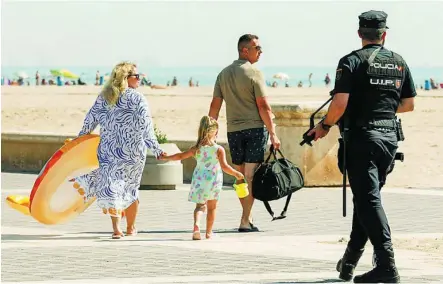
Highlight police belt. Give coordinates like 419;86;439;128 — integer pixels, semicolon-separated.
352;119;397;130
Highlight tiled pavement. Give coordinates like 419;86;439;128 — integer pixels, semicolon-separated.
2;172;443;283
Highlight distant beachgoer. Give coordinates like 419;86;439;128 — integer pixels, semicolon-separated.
285;81;289;87
172;76;178;86
141;77;148;86
36;71;40;86
189;77;194;87
77;78;86;85
309;73;313;87
430;78;438;89
70;61;166;239
95;71;100;85
298;81;303;88
324;73;331;86
160;116;244;240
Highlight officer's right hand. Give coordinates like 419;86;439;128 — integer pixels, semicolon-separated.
270;133;281;150
308;123;329;141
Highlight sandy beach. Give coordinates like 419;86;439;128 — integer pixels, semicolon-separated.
2;85;442;189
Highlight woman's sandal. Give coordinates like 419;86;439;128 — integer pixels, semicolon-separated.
205;233;217;240
126;228;137;237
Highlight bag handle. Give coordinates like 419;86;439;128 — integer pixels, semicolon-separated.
265;145;286;163
262;192;293;221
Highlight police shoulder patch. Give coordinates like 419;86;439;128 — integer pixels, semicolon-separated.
335;69;342;81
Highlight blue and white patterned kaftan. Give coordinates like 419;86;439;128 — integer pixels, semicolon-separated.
73;88;163;217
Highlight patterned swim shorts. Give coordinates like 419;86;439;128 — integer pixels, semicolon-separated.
227;127;269;165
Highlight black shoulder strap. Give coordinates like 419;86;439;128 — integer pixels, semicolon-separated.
368;47;382;65
354;47;382;64
263;193;293;221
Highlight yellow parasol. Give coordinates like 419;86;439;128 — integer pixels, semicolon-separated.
50;69;80;79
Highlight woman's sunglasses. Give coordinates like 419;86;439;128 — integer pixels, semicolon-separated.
128;74;141;80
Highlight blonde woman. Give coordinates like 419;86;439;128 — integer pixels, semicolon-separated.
71;62;165;239
160;116;244;240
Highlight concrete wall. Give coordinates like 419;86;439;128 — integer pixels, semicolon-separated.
0;132;243;185
1;101;343;187
271;102;342;186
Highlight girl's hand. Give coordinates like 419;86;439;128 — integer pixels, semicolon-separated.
157;152;168;160
234;172;245;181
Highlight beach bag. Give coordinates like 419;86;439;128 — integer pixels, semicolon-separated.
252;146;304;221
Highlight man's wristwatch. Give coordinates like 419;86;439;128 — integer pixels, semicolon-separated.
321;121;332;131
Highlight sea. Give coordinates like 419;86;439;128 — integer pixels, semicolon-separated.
1;65;442;88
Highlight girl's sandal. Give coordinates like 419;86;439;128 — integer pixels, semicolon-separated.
192;231;201;240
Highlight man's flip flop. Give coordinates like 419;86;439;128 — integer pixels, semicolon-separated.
112;233;124;239
238;222;259;232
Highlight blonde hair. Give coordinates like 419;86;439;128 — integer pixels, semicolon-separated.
194;116;219;148
101;61;137;105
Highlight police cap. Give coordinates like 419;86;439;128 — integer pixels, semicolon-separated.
359;10;389;29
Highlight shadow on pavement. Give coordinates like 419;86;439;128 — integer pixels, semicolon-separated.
2;234;61;241
81;228;242;234
270;279;344;284
2;234;103;241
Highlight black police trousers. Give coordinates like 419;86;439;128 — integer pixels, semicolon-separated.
343;129;398;252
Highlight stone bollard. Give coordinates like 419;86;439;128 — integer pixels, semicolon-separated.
141;143;183;190
270;102;342;187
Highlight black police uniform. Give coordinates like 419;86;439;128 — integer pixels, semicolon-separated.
334;11;417;283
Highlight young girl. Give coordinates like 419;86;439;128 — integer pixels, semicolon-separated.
160;115;244;240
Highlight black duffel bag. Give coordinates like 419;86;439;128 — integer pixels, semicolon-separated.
252;145;304;221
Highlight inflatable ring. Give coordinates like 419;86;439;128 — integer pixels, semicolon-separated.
6;134;100;225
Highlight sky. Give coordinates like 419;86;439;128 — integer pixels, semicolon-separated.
1;0;442;68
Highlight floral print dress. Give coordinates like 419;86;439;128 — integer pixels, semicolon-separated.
188;144;224;204
73;88;163;217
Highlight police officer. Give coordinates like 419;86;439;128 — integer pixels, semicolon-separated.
308;10;416;283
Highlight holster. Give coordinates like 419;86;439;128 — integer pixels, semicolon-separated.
395;118;405;141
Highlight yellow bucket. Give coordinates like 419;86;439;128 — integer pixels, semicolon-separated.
233;179;249;198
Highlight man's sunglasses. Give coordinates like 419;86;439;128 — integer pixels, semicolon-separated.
128;74;141;80
249;45;262;51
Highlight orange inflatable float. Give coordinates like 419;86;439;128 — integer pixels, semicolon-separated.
6;134;100;225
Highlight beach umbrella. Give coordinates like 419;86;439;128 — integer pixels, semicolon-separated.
50;69;79;79
60;69;79;79
14;71;29;79
273;72;290;81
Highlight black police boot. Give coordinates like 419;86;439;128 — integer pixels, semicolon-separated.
353;249;400;283
336;247;365;281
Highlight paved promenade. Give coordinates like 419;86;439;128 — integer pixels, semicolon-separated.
2;172;443;283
